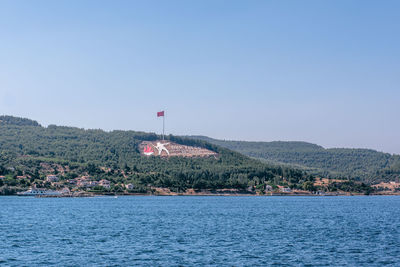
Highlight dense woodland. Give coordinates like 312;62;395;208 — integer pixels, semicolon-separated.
188;136;400;184
0;116;336;194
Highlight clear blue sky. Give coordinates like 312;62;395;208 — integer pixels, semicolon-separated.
0;0;399;154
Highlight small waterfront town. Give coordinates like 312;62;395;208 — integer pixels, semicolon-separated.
2;172;291;197
6;172;397;197
0;174;135;197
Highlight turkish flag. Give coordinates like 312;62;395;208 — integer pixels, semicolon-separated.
157;111;164;117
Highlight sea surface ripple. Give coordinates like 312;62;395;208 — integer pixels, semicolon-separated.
1;196;400;266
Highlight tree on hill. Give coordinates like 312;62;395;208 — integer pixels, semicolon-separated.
0;115;41;127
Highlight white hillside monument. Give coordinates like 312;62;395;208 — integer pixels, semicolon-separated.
154;142;170;155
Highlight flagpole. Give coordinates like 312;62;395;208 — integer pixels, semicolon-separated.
163;113;165;140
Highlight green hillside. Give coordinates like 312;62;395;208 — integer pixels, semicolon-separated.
0;116;325;194
188;136;400;184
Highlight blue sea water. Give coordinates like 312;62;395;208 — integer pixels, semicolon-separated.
1;196;400;266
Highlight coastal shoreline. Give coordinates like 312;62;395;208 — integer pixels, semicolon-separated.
8;191;400;197
3;185;399;197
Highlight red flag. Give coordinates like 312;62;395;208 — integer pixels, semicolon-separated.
157;111;164;117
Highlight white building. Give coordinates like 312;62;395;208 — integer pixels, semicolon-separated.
76;177;98;188
99;179;111;189
280;187;292;193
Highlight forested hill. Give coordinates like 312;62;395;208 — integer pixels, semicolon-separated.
187;136;400;184
0;115;41;126
0;116;324;194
